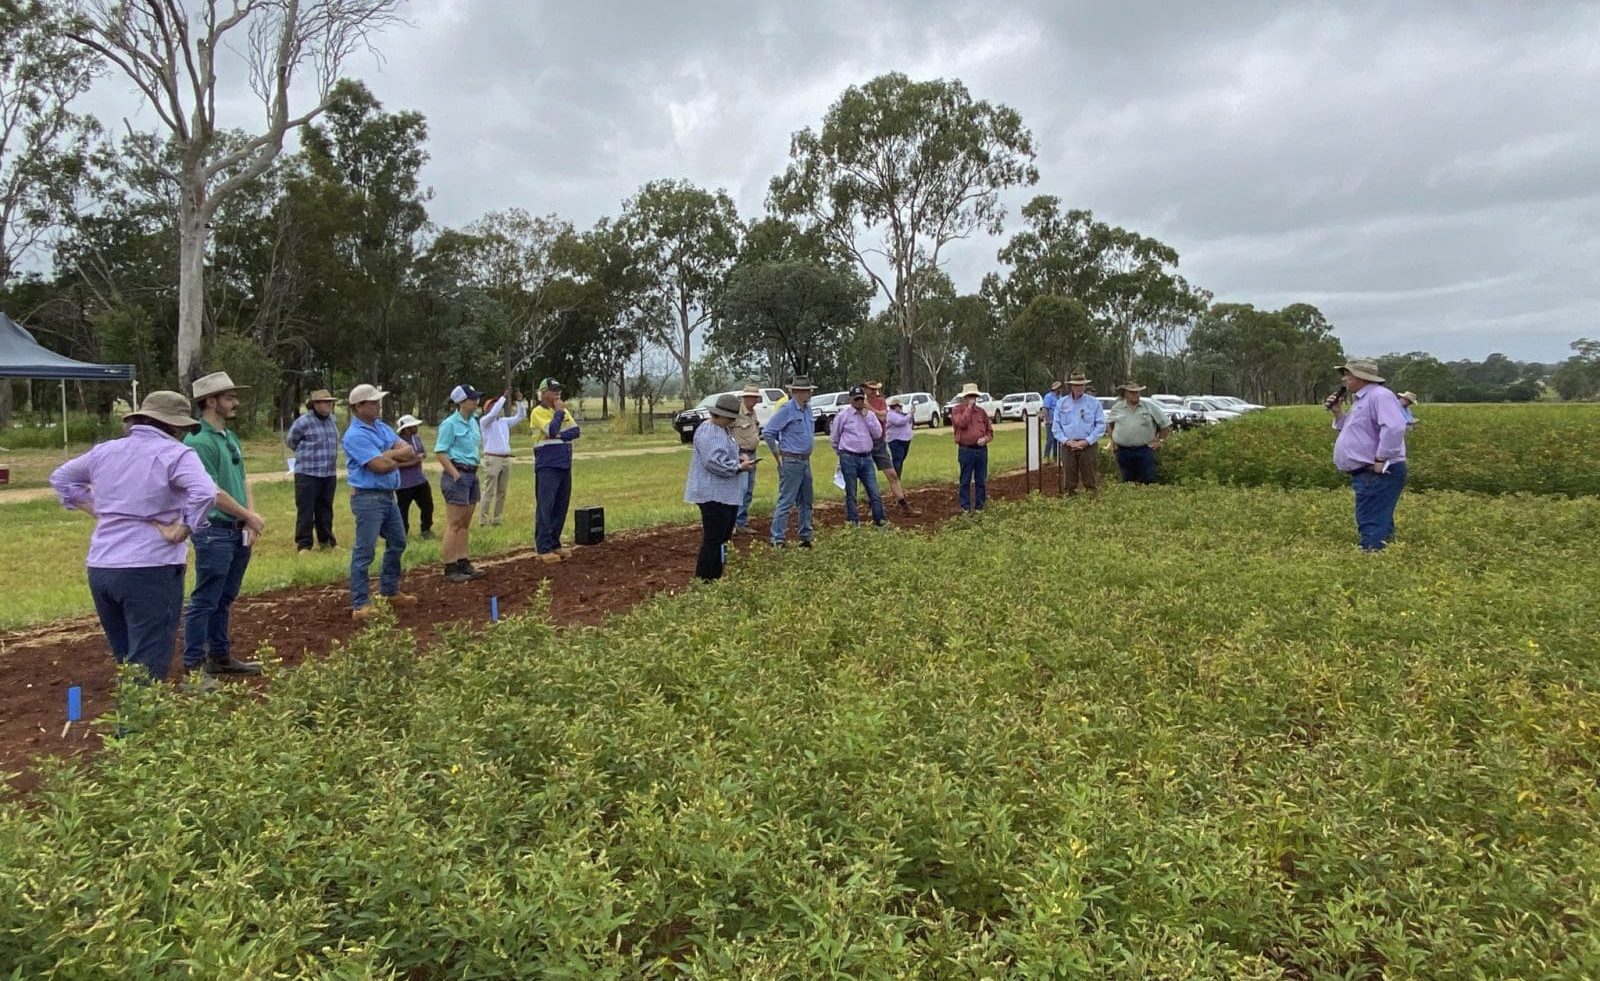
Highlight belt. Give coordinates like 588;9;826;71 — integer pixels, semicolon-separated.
353;488;395;496
451;462;478;472
209;516;238;528
841;450;872;457
484;452;513;458
957;443;987;449
779;452;811;461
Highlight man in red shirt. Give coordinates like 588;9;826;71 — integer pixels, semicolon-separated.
862;380;918;514
950;383;994;511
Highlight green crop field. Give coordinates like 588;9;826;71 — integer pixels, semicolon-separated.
1164;403;1600;496
4;484;1599;976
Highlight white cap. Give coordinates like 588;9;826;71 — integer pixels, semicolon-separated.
347;383;388;404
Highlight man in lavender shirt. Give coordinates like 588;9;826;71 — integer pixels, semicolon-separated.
1326;358;1409;551
829;386;888;527
50;392;219;682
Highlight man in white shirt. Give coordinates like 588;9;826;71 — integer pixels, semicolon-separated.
478;388;526;527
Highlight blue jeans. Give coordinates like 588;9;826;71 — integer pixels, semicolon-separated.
535;466;572;553
770;458;814;544
958;445;988;511
838;451;886;525
89;565;186;682
350;490;407;609
1351;462;1407;551
183;525;252;669
889;439;911;480
736;468;755;527
1114;445;1158;484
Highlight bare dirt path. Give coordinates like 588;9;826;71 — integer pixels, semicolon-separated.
0;470;1051;794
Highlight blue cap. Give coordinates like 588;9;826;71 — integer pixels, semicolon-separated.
849;385;866;398
449;384;484;404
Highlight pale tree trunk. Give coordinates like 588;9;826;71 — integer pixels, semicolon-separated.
676;296;693;407
0;381;12;428
176;183;209;388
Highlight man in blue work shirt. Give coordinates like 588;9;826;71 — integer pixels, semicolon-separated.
1041;380;1062;463
528;377;581;560
1052;371;1106;495
762;375;817;548
342;383;421;619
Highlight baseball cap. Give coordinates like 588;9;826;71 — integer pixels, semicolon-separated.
347;383;388;405
449;384;484;404
849;385;866;398
539;377;562;392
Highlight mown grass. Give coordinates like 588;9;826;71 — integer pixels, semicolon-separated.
1164;403;1600;496
3;485;1598;975
0;426;1028;631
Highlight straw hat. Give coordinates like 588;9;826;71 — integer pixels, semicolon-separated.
305;389;336;408
741;383;761;397
1335;359;1385;383
1066;371;1091;387
395;414;423;432
960;382;981;397
192;371;248;401
124;391;200;431
863;380;883;390
1398;391;1417;404
1116;381;1146;393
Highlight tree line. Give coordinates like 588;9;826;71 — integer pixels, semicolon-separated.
1;1;1589;434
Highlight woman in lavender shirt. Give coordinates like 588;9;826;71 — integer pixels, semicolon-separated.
49;392;219;682
885;396;915;481
393;414;435;540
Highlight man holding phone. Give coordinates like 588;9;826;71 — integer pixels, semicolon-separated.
1326;359;1409;551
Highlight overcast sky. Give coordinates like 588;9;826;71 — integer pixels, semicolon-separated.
87;0;1600;362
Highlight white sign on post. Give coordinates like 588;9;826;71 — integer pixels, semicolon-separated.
1024;410;1041;473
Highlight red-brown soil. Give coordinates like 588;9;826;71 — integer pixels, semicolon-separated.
0;470;1054;793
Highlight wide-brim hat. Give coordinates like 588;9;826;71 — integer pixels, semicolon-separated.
1117;381;1146;393
787;375;817;391
124;390;199;431
305;389;336;407
395;414;423;432
1066;372;1091;386
347;383;388;405
960;382;981;397
1398;391;1418;403
192;371;248;401
1336;359;1385;383
741;383;762;397
1050;380;1063;391
863;380;883;390
708;393;742;419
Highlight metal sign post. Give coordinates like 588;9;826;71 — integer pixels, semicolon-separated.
1024;409;1042;493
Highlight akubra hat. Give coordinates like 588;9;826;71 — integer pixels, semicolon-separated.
741;383;762;397
124;391;200;431
1117;380;1146;393
305;389;336;408
1335;359;1385;384
1066;371;1091;387
708;393;742;419
192;371;248;401
787;375;817;391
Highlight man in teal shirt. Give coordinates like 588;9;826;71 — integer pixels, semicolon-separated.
435;383;486;583
183;371;267;683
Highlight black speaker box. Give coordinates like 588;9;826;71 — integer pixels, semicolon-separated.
573;506;604;545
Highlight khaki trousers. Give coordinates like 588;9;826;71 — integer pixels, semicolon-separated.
478;454;513;525
1059;445;1101;495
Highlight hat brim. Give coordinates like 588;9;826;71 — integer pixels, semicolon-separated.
125;410;200;431
1335;364;1386;384
1118;385;1146;393
788;384;816;391
708;407;739;419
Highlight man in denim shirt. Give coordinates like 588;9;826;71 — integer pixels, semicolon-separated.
1051;372;1106;495
762;375;817;547
343;384;421;618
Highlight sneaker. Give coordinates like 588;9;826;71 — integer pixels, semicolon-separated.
873;519;888;528
205;656;263;676
297;547;312;555
769;540;788;549
384;592;419;605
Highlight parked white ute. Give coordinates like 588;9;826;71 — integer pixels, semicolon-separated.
1180;397;1243;424
1000;392;1044;420
890;391;942;427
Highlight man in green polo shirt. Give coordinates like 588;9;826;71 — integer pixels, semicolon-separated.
183;371;268;685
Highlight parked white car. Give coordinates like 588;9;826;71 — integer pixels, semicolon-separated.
1000;392;1045;420
1180;397;1243;424
809;391;850;433
890;391;941;427
1209;395;1265;413
941;391;1002;424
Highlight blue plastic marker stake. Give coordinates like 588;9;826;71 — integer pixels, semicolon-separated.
67;686;82;722
490;595;500;622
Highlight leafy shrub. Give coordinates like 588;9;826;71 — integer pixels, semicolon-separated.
1164;403;1600;496
3;487;1599;975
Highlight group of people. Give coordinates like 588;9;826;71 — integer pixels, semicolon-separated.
50;374;581;685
